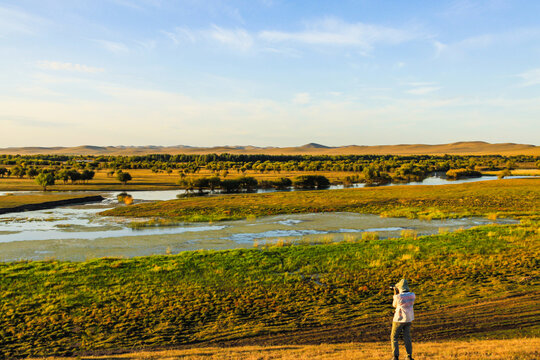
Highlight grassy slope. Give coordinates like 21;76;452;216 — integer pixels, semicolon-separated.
0;193;97;209
33;338;540;360
101;178;540;221
1;223;538;358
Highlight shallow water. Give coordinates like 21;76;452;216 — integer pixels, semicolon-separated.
0;175;529;261
0;175;535;201
0;210;516;262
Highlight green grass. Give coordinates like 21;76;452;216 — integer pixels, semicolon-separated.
101;178;540;221
1;222;538;358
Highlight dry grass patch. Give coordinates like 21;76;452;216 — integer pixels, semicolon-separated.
35;338;540;360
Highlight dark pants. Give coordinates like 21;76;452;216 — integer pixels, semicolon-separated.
391;321;412;359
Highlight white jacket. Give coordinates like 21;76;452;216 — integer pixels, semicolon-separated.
393;292;415;322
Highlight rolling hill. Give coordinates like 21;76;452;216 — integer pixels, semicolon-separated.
0;141;538;156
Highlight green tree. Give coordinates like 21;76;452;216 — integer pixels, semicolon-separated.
35;172;55;191
81;170;95;184
208;176;221;191
56;169;70;184
11;165;25;178
117;172;132;185
26;167;39;179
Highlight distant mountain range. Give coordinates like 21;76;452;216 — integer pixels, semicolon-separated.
0;141;538;156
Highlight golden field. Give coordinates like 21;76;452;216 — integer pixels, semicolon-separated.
32;338;540;360
0;168;355;191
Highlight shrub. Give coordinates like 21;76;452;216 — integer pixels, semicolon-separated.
293;175;330;189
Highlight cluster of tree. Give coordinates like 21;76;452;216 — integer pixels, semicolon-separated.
1;154;537;174
178;175;329;193
31;168;97;190
56;169;95;184
0;164;135;190
292;175;331;189
35;172;55;191
445;169;482;179
179;176;259;193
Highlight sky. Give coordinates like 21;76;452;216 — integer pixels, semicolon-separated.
1;0;539;147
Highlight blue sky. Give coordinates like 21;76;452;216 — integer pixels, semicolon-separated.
1;0;539;147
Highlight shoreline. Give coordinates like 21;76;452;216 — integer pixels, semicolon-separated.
0;195;104;215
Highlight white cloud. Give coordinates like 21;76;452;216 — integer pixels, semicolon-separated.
92;39;129;54
161;28;196;44
163;25;253;50
518;68;540;87
206;25;253;50
406;87;441;95
259;18;419;51
162;18;420;53
136;39;156;50
36;61;104;73
293;92;311;104
2;80;539;146
433;41;447;58
434;28;540;58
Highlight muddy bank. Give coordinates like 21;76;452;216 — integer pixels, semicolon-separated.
0;195;104;215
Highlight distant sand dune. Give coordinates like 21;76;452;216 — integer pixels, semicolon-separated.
1;141;538;156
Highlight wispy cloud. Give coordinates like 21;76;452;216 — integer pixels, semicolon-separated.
207;25;253;50
259;18;419;51
36;61;104;73
162;18;421;53
92;39;129;54
0;5;48;37
161;28;196;44
434;28;540;58
162;25;253;50
518;68;540;86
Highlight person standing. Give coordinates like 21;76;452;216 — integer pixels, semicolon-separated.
391;279;415;360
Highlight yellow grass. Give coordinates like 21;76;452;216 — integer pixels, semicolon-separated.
0;168;355;191
483;169;540;176
35;338;540;360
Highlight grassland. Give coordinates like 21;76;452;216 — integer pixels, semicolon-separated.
32;338;540;360
102;178;540;222
0;193;101;213
1;222;538;358
484;168;540;176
